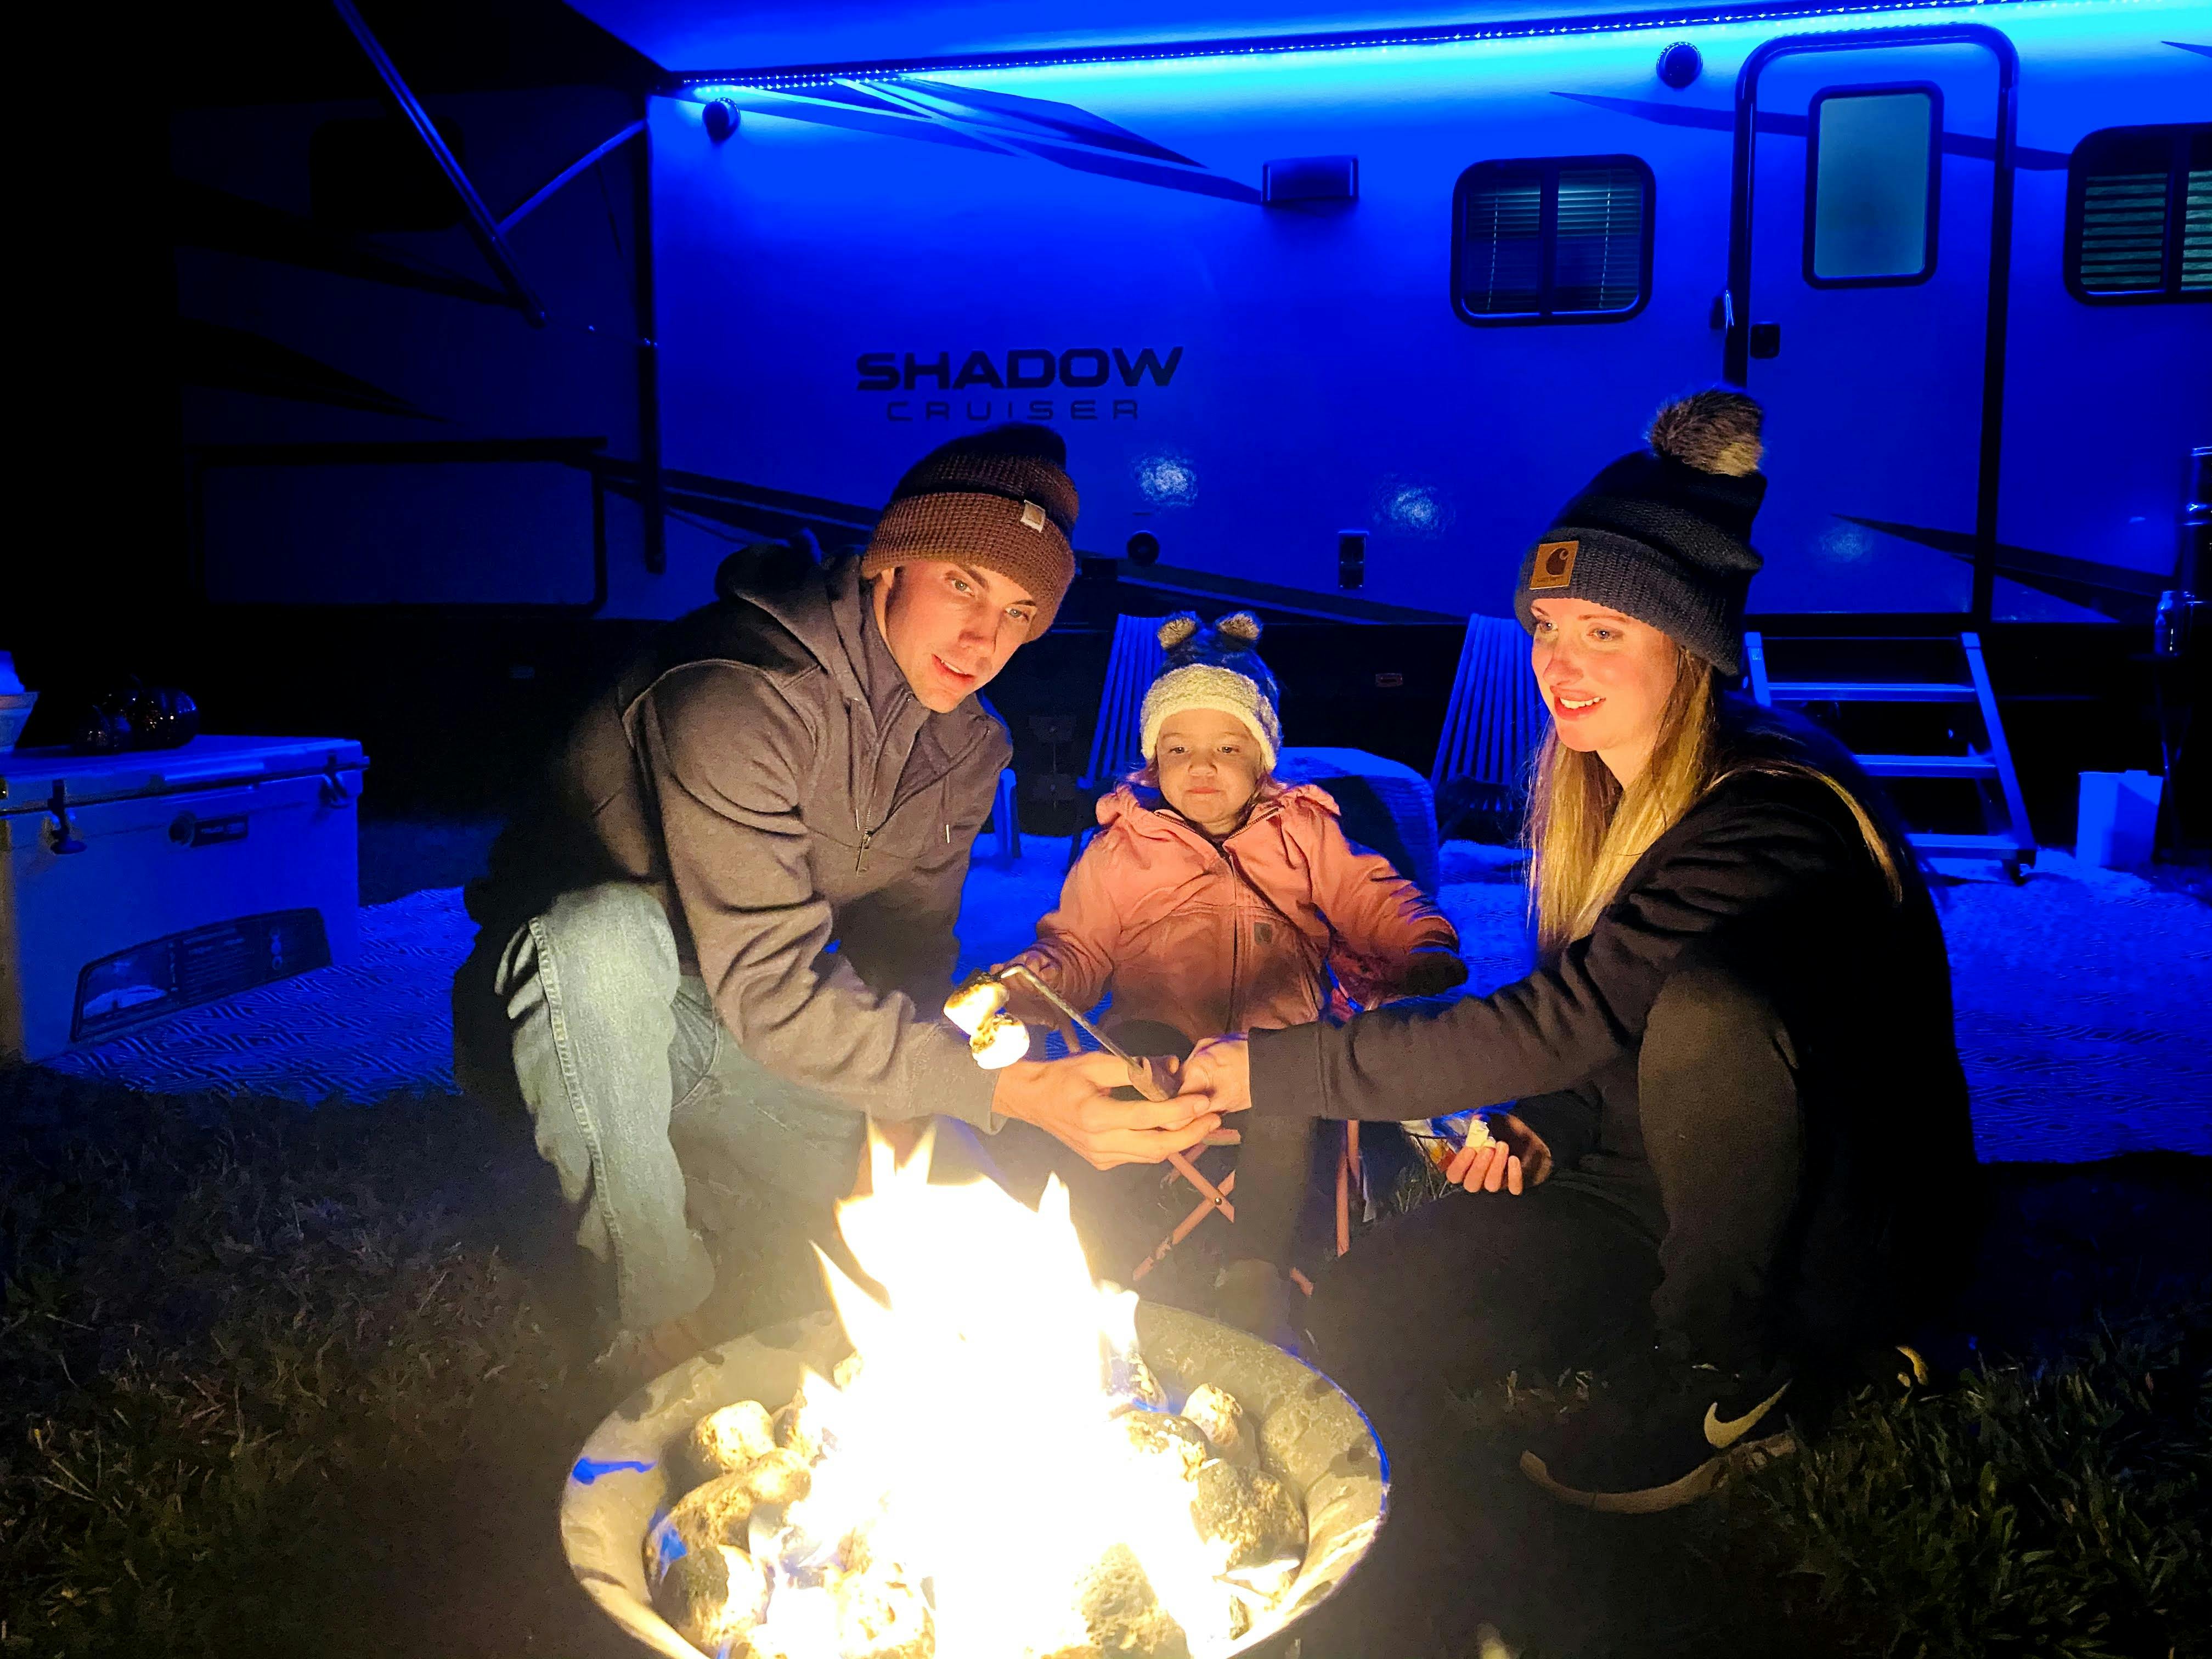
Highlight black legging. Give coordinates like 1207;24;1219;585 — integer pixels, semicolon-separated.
1103;1020;1329;1278
1297;959;1830;1453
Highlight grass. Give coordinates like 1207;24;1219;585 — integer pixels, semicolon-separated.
1;1062;2207;1658
1724;1312;2211;1658
0;1069;631;1659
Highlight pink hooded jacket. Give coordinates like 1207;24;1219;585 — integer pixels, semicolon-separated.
1008;783;1462;1043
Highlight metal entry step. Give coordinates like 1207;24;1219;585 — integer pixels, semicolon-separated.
1764;679;1980;704
1745;631;2035;880
1854;753;2001;780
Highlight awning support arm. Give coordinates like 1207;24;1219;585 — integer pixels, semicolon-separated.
499;120;649;234
329;0;548;328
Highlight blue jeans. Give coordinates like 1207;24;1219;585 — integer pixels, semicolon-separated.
488;883;866;1332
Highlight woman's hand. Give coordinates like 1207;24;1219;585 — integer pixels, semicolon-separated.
1444;1111;1553;1195
1177;1035;1252;1116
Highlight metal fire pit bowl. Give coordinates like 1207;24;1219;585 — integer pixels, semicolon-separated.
560;1302;1390;1658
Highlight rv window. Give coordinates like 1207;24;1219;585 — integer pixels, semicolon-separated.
1453;156;1651;324
2066;123;2212;304
1806;87;1938;286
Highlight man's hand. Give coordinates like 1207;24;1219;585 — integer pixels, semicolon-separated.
992;1051;1221;1170
1443;1111;1553;1196
1178;1035;1252;1117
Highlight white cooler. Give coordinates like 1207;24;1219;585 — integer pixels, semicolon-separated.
1;735;366;1062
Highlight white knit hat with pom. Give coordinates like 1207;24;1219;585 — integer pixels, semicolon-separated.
1138;611;1282;770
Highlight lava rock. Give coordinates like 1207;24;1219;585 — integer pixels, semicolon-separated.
741;1446;815;1508
833;1572;934;1659
657;1470;760;1566
1065;1543;1191;1659
1190;1460;1304;1572
1109;1355;1167;1412
650;1540;767;1654
1115;1411;1210;1481
1180;1385;1256;1470
679;1400;778;1491
770;1407;822;1469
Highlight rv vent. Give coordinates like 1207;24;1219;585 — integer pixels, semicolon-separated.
1265;155;1358;205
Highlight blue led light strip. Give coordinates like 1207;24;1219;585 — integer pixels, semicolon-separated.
664;0;2049;93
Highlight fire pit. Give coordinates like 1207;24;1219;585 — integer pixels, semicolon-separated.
560;1135;1388;1659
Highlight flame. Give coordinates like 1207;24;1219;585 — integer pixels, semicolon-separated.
747;1126;1237;1659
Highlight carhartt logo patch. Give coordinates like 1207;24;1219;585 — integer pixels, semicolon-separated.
1019;500;1048;531
1531;539;1578;589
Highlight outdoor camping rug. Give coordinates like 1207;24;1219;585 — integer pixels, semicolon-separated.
42;851;2212;1165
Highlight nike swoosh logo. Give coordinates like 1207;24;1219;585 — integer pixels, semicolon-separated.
1704;1381;1790;1449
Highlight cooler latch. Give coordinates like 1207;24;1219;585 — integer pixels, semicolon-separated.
47;782;86;855
319;758;355;808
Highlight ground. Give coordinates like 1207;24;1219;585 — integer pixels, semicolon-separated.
3;824;2208;1658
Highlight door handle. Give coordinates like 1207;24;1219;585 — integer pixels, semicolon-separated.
1749;322;1781;359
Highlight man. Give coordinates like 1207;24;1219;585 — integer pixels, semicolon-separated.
454;426;1218;1368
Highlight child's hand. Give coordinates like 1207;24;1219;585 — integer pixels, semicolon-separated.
1397;950;1468;998
1444;1111;1553;1195
1179;1035;1252;1116
991;964;1079;1050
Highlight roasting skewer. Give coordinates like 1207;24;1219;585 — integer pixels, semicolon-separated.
946;968;1227;1222
945;964;1177;1101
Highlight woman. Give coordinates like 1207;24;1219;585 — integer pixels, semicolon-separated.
1182;391;1977;1514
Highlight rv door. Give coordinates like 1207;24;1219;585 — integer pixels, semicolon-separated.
1728;29;2016;617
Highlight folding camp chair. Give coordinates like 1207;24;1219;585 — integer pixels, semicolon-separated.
1432;612;1548;795
1131;1124;1360;1294
1084;615;1165;789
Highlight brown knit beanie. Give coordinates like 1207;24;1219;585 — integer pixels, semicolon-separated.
860;424;1080;633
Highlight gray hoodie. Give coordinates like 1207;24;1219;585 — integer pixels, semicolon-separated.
465;544;1009;1126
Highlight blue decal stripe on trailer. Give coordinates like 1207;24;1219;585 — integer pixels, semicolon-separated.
995;137;1266;202
1555;92;2069;168
710;87;1008;153
703;78;1262;202
896;79;1202;167
1836;515;2174;622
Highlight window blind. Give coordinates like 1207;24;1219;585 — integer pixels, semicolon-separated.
1554;167;1648;312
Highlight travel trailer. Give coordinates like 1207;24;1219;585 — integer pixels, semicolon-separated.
178;0;2210;629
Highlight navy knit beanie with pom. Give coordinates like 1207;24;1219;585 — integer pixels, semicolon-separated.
1514;391;1768;675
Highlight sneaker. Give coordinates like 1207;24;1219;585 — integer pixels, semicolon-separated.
1519;1352;1797;1514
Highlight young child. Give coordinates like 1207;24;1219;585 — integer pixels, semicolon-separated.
1001;612;1464;1330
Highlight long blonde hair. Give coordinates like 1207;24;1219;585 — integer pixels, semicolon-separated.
1524;648;1906;957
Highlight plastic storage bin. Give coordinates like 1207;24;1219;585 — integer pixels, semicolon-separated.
1;735;365;1061
2074;769;2164;869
